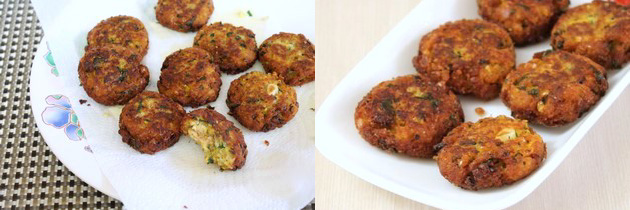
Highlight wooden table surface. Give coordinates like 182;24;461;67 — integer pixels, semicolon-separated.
315;0;630;209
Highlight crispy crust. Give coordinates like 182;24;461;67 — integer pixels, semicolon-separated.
477;0;569;46
182;108;247;170
155;0;214;32
86;16;149;59
412;19;516;100
436;116;546;190
193;22;257;74
157;47;222;107
551;0;630;69
118;91;185;154
226;71;298;132
258;32;315;86
501;50;608;127
78;45;149;105
354;75;464;158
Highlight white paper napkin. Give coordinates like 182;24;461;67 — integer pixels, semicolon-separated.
31;0;315;209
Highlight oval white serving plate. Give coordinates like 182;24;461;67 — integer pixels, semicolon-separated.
29;37;120;199
315;0;630;210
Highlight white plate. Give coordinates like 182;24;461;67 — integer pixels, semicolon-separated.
30;0;315;209
29;38;120;199
315;0;630;209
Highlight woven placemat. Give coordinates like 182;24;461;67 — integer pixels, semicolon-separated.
0;0;315;209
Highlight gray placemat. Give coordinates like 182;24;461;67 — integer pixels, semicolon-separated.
0;0;315;209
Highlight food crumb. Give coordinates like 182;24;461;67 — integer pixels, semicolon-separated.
207;105;215;110
264;140;269;146
309;108;315;111
79;99;88;105
87;104;91;106
475;107;486;115
183;205;188;209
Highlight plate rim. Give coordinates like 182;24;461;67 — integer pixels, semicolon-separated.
29;36;121;200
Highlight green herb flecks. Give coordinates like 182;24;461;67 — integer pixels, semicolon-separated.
596;71;605;82
416;93;440;108
226;100;240;109
227;32;234;37
449;114;459;125
513;75;528;86
516;3;530;10
539;50;553;58
592;67;605;83
286;69;297;79
137;99;143;113
195;117;212;125
184;16;195;29
607;41;616;52
430;99;440;108
454;50;463;58
116;66;127;82
611;60;621;69
247;10;253;17
460;140;476;146
528;88;539;96
247;98;261;103
417;93;434;100
588;14;597;25
380;99;395;114
497;41;506;48
553;29;565;36
93;57;105;66
555;40;564;49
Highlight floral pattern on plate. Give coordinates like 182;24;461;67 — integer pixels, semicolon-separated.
44;42;59;77
41;95;86;141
